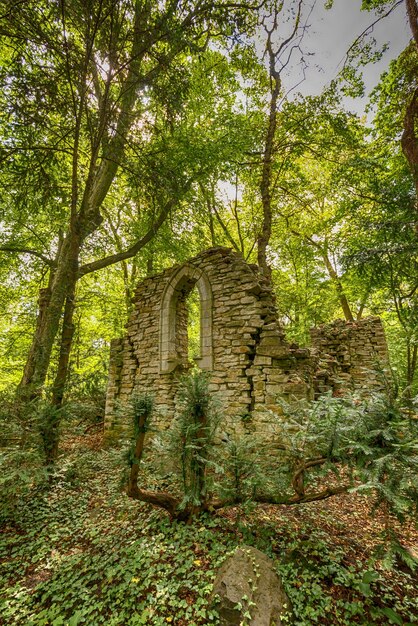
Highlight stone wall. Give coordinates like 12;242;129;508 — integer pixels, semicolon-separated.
104;247;390;439
310;317;390;396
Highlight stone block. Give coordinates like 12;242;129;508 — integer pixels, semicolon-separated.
257;345;290;358
253;356;272;366
245;368;261;377
232;345;252;354
265;384;286;394
267;373;287;383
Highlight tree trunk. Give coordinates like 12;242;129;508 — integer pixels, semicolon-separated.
52;289;76;409
18;232;80;399
258;61;280;280
208;193;216;246
18;286;52;394
406;340;418;391
401;86;418;234
38;288;77;464
406;0;418;49
257;2;302;278
322;251;355;322
356;289;370;320
127;411;148;496
192;411;208;512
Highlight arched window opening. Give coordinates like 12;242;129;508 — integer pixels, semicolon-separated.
160;265;213;374
187;285;201;363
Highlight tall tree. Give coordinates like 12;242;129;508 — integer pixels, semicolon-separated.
257;0;304;278
344;44;418;392
0;0;272;405
352;0;418;231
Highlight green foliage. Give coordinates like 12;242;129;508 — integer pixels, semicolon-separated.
277;391;418;525
274;521;417;625
187;286;201;361
0;0;273;402
176;370;216;423
160;370;221;510
0;4;416;402
61;379;106;429
2;437;417;626
38;403;62;463
0;2;417;620
130;393;154;438
130;370;417;535
220;437;256;499
0;446;227;625
1;375;417;624
217;436;265;503
0;392;47;521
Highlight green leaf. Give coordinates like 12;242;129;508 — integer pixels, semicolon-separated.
362;570;379;584
357;582;371;596
381;607;404;625
68;610;84;626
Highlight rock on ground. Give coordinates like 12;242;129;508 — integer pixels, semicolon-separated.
209;545;291;625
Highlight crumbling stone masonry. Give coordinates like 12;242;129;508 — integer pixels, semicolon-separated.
310;317;390;396
105;247;390;438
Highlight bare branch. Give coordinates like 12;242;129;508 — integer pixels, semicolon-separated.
338;0;403;71
212;203;242;253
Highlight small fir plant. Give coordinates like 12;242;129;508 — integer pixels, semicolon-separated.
126;371;221;521
168;369;221;511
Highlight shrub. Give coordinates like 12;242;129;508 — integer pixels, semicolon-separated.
0;391;47;522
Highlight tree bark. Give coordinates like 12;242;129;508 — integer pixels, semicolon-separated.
406;0;418;49
401;86;418;234
321;251;355;321
18;286;52;393
192;410;209;511
51;288;76;409
406;340;418;390
127;407;148;496
18;232;80;399
402;0;418;233
258;47;280;280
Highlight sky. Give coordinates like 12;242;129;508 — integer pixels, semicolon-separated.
260;0;411;114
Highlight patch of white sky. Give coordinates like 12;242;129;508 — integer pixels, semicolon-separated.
218;0;410;204
285;0;410;113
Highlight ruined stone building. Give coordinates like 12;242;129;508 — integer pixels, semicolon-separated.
105;247;389;437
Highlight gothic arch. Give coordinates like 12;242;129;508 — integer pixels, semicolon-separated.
159;264;213;374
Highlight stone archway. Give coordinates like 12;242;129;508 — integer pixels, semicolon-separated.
159;264;213;374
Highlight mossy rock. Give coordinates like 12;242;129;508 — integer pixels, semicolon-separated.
209;545;291;625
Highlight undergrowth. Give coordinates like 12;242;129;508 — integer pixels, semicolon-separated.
0;434;417;626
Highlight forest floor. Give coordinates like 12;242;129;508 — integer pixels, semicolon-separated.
1;429;417;626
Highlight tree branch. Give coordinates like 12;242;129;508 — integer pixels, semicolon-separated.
212;204;241;253
78;195;177;277
339;0;403;70
0;245;55;266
